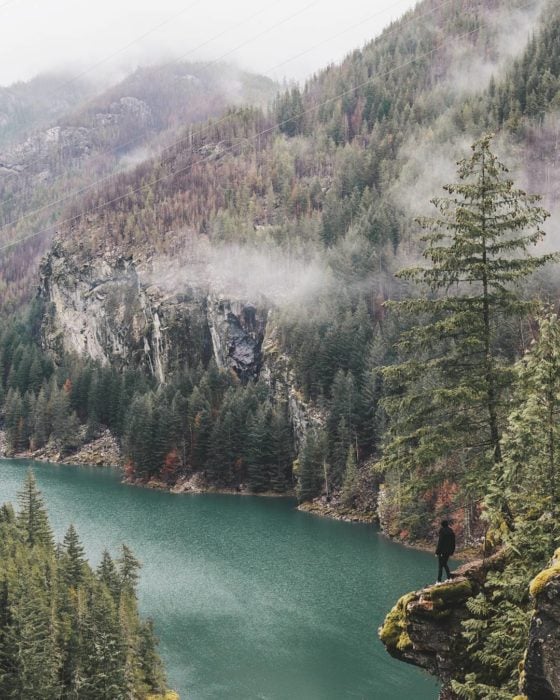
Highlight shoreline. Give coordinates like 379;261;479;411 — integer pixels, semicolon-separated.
0;436;479;559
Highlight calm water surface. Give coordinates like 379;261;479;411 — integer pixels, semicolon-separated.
0;459;439;700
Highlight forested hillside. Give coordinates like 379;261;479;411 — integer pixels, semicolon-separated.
3;0;553;511
1;0;560;519
3;0;560;695
0;62;276;312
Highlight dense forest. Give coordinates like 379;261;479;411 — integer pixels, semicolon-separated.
0;470;174;699
2;0;560;509
2;0;560;695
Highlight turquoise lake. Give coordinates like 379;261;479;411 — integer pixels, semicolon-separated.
0;458;440;699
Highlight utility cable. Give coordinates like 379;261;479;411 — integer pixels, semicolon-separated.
0;0;457;236
0;21;495;253
49;0;206;98
0;0;324;222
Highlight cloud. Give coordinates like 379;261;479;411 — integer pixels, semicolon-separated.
141;236;332;308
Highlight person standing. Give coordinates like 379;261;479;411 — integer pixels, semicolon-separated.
435;520;455;582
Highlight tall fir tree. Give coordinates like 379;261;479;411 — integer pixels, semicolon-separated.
16;470;54;549
380;135;556;521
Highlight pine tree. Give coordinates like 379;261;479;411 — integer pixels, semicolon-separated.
499;312;560;516
33;384;51;449
380;135;556;513
246;408;271;493
118;545;141;597
61;524;86;587
16;470;54;548
79;582;127;700
341;444;360;507
297;430;327;502
2;576;61;699
97;550;121;602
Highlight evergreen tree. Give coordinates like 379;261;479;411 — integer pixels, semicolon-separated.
380;135;555;519
341;444;360;507
0;481;170;699
33;384;51;449
16;470;54;548
118;545;141;597
97;550;121;602
61;524;86;587
452;313;560;698
297;430;327;502
79;582;127;700
498;312;560;516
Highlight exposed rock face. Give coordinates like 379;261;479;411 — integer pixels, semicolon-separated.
379;552;507;700
261;317;324;448
381;549;560;700
207;296;267;381
39;241;268;384
524;550;560;700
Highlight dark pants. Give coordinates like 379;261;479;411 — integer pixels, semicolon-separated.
437;554;451;582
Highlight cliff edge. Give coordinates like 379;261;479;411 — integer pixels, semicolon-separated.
379;549;560;700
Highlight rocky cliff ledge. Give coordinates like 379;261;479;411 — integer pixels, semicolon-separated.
380;549;560;700
39;242;267;383
378;552;506;700
523;549;560;700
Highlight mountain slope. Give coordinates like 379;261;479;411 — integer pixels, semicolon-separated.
18;0;558;505
0;62;276;312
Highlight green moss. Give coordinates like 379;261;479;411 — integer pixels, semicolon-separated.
529;548;560;597
379;592;415;651
529;564;560;597
426;579;473;608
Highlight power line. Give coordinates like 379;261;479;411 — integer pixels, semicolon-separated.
48;0;206;97
0;21;490;254
0;0;452;236
0;0;323;225
263;0;434;78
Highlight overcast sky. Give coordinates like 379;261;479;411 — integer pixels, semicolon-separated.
0;0;420;87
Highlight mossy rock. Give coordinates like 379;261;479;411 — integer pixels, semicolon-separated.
379;592;415;651
146;692;180;700
529;564;560;597
426;579;473;609
529;548;560;597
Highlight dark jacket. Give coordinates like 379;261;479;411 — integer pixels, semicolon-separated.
436;525;456;557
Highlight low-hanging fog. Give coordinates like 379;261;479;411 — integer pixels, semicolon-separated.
0;0;419;87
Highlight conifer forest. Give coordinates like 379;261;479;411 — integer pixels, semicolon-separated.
2;0;560;698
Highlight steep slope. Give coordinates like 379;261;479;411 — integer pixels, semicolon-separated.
30;0;559;495
0;72;95;147
0;63;276;313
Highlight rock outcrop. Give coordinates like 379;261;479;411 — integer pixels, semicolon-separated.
379;552;507;699
39;242;268;383
523;549;560;700
380;548;560;700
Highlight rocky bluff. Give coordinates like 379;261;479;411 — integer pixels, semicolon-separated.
39;240;267;382
379;550;560;700
38;239;320;445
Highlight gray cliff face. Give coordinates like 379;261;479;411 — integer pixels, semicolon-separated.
207;296;267;382
39;242;267;384
39;240;323;455
261;317;324;449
